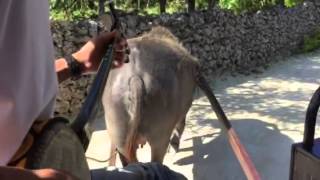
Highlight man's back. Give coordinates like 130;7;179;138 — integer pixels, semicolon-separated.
0;0;57;165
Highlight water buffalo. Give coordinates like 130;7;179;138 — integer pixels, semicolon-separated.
102;26;229;166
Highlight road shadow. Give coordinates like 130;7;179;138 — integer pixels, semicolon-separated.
175;119;294;180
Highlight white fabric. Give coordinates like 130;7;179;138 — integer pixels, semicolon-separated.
0;0;57;165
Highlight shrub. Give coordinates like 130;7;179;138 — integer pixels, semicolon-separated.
303;30;320;53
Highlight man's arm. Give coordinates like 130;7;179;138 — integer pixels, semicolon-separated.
55;57;74;83
55;31;128;83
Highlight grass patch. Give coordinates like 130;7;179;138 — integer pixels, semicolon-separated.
303;30;320;53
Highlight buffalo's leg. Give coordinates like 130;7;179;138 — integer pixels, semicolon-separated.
150;136;171;163
108;143;117;166
119;151;129;167
170;117;186;153
118;145;138;167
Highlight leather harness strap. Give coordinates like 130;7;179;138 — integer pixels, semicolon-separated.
7;119;53;167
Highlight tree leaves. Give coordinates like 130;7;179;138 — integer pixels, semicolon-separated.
50;0;99;20
219;0;304;14
49;0;305;20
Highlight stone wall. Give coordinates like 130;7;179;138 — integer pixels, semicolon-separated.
53;1;320;118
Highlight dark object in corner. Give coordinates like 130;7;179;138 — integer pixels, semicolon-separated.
290;86;320;180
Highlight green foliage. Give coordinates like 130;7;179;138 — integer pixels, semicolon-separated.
219;0;304;14
197;0;209;10
49;0;306;20
50;0;98;20
123;0;186;15
285;0;304;7
219;0;276;14
168;0;186;12
50;0;186;19
302;30;320;53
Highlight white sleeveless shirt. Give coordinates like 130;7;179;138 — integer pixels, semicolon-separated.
0;0;58;165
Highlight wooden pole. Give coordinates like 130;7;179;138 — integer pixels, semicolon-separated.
196;75;261;180
228;129;260;180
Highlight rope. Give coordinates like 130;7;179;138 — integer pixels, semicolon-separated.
86;150;117;163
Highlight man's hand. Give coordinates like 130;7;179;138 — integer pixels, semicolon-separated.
55;31;128;83
72;31;129;74
32;169;79;180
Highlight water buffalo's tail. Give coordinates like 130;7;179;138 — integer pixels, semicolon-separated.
125;75;145;163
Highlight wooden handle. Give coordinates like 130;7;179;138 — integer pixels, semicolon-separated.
228;128;261;180
196;74;261;179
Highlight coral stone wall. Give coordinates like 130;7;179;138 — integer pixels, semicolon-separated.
52;1;320;118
